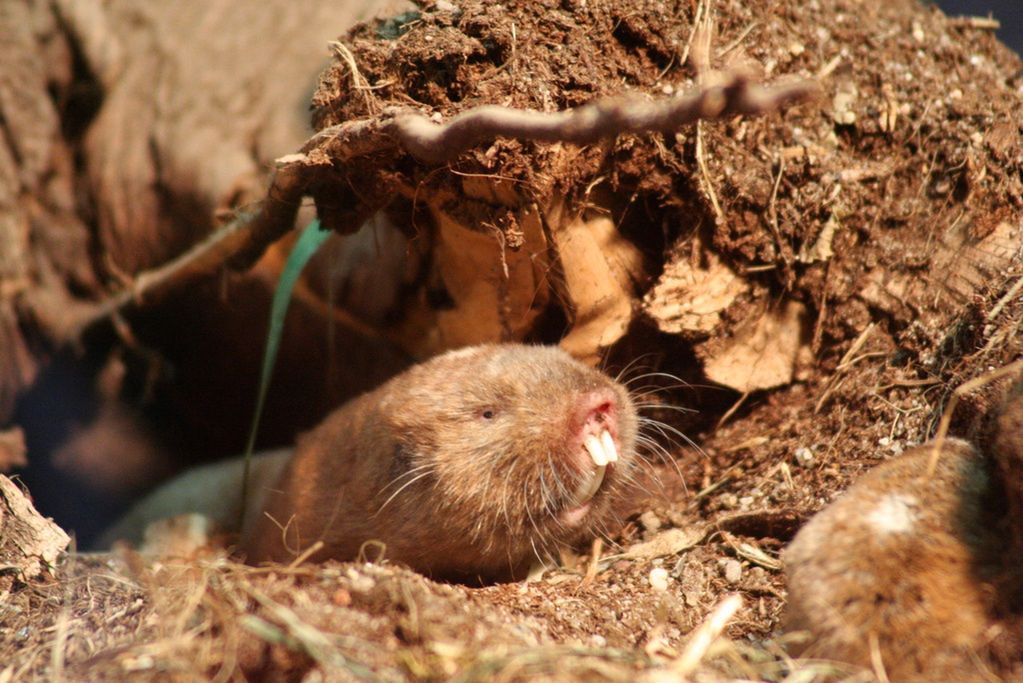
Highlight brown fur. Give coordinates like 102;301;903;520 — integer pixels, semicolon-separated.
994;381;1023;555
783;439;1003;681
242;344;638;582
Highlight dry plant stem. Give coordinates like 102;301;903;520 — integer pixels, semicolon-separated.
927;358;1023;476
987;274;1023;322
241;583;375;676
68;74;817;340
868;632;892;683
948;16;1000;30
815;322;876;413
671;593;742;675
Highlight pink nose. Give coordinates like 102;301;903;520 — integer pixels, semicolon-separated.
571;388;619;441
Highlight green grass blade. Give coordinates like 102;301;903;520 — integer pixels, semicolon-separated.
240;220;332;528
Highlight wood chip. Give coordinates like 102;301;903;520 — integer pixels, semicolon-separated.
548;199;645;364
0;475;69;596
701;300;810;392
643;238;750;336
624;526;706;560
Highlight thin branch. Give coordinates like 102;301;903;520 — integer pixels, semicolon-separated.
927;359;1023;477
387;74;817;163
66;155;316;339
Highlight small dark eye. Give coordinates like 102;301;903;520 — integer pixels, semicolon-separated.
480;409;496;420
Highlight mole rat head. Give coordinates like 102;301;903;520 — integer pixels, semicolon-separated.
386;344;638;568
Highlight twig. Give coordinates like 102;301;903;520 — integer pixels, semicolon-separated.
817;54;842;80
716;390;750;429
696;120;723;222
987;274;1023;322
66;153;318;340
286;540;324;571
927;359;1023;476
949;16;1000;31
678;0;707;69
815;322;876;413
670;593;742;675
690;1;715;77
717;21;758;59
766;155;786;259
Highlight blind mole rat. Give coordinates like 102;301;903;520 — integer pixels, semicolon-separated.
103;344;639;582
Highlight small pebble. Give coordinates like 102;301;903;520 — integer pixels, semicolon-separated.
794;446;815;467
346;568;376;593
331;588;352;607
723;560;742;585
649;567;670;592
639;510;662;533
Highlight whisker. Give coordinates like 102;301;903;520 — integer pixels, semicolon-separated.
635;432;678;458
634;427;690;482
500;473;513;532
633;402;699;415
375;470;434;515
523;479;544;541
377;463;434;495
612;353;660;385
626;385;694;400
546;451;572;503
538;466;553;515
639;416;704;455
620;461;667;496
529;536;544;567
622;371;689;388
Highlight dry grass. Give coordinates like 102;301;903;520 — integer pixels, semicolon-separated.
0;548;878;682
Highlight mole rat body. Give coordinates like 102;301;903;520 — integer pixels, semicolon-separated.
783;440;1000;681
108;344;639;582
247;344;638;580
783;381;1023;680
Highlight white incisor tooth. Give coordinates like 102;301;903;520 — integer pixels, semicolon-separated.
600;430;618;462
573;465;606;504
584;434;608;466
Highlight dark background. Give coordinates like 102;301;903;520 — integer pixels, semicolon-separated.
935;0;1022;53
